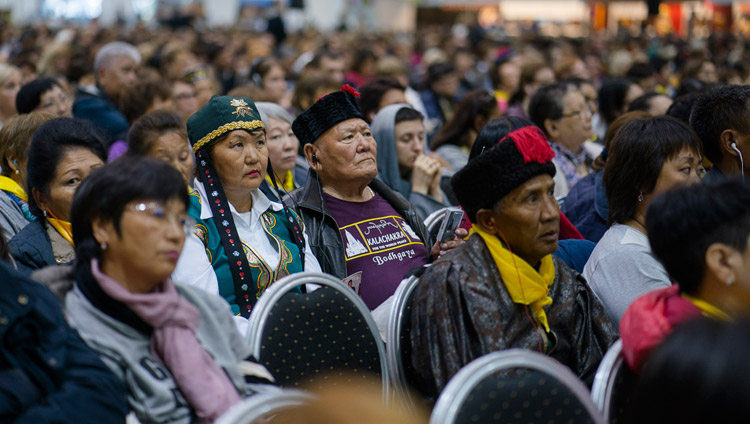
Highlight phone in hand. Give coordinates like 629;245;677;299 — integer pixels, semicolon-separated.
437;209;465;242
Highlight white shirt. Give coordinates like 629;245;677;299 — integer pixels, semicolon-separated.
173;179;321;337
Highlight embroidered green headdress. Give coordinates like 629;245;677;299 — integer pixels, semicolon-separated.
187;95;265;153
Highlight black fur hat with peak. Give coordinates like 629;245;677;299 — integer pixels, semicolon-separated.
292;84;367;145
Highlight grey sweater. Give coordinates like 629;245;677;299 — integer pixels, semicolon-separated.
0;191;30;242
582;224;672;325
58;274;277;424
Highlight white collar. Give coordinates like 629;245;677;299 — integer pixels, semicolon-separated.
193;178;283;221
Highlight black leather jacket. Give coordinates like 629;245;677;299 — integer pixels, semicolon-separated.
284;170;431;279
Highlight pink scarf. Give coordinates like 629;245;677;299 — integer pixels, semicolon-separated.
91;259;241;422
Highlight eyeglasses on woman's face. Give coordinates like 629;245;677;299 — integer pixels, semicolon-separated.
128;202;193;235
560;106;593;120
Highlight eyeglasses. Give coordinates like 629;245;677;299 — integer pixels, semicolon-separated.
560;106;593;119
128;202;194;234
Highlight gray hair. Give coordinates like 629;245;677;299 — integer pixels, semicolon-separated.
94;42;141;73
256;102;294;126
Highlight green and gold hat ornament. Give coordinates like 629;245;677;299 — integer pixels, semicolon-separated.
187;95;265;153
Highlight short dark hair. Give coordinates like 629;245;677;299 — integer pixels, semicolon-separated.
431;89;498;150
468;116;534;161
598;78;635;125
628;92;666;113
394;107;423;124
127;110;187;157
689;84;750;165
27;118;108;219
358;77;405;122
15;77;61;114
674;78;707;98
626;62;655;81
666;92;703;124
646;178;750;295
426;63;454;85
71;156;190;267
528;82;573;137
603;115;702;225
634;318;750;423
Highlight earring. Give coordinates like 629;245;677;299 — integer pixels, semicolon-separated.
100;242;107;251
638;192;644;202
14;169;19;174
726;276;734;286
43;210;47;217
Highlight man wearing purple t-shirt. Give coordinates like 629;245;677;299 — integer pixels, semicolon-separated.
286;85;465;309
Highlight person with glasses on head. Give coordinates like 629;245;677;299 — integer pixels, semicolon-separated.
15;77;73;118
172;95;321;337
530;82;599;199
36;157;278;424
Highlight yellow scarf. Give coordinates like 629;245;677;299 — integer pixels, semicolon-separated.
265;170;295;193
0;175;27;201
46;217;74;246
682;294;731;321
471;225;555;332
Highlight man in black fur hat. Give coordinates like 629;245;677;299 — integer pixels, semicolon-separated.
408;124;618;403
286;85;464;310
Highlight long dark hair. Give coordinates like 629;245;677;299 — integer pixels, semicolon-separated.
431;90;498;151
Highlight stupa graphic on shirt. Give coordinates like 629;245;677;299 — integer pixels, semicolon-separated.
402;223;419;240
344;229;368;258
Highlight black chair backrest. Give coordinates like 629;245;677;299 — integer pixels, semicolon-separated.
258;287;382;390
430;349;604;424
456;369;596;424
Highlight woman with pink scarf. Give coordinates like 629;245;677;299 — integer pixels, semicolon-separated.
58;156;278;423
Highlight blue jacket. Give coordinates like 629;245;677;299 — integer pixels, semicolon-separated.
9;220;56;275
561;171;609;242
0;260;128;423
72;86;129;144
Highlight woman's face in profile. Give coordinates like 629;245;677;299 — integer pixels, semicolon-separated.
98;197;189;288
148;131;194;186
650;149;704;199
40;147;104;222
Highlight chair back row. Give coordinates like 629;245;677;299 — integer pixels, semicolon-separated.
245;272;631;424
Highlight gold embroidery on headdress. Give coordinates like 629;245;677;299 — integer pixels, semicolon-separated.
231;98;253;118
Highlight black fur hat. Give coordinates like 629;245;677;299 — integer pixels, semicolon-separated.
292;84;366;145
452;125;556;223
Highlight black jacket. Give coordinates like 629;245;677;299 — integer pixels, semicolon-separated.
284;170;431;279
9;220;56;274
0;260;129;423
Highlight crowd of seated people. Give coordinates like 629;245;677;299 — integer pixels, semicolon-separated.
4;13;750;422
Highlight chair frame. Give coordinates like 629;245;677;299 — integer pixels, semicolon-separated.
430;349;605;424
247;272;391;401
591;339;625;418
385;275;421;408
215;390;315;424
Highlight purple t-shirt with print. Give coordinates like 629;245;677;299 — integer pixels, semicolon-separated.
324;192;429;309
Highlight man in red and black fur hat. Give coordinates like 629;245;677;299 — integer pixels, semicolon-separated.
286;85;465;311
409;124;618;403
